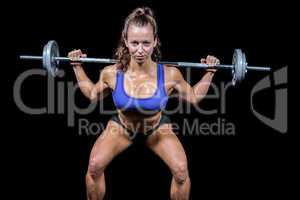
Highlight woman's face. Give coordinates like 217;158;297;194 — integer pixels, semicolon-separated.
125;23;157;64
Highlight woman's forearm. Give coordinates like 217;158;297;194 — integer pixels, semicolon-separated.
192;71;215;103
73;65;95;99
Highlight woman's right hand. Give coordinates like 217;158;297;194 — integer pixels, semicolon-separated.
68;49;87;67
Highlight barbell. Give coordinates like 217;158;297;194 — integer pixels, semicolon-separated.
19;40;271;85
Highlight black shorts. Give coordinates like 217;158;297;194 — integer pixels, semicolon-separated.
110;114;171;141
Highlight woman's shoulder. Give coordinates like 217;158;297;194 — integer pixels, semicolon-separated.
99;64;121;83
101;64;119;76
163;64;183;81
99;64;121;89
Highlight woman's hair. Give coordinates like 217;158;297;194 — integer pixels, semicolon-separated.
114;7;161;71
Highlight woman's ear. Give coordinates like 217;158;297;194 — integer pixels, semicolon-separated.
124;38;129;48
153;38;157;48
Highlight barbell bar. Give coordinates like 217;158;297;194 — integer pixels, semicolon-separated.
19;40;271;85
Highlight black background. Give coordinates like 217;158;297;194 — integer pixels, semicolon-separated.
8;0;295;199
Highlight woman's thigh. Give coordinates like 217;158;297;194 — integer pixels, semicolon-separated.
88;120;133;169
146;124;188;173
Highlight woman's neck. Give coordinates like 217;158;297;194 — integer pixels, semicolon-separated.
128;58;155;74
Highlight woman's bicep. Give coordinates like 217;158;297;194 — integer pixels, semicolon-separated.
91;80;110;100
90;67;113;101
170;67;196;104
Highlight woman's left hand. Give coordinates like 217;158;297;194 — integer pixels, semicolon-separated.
200;55;220;73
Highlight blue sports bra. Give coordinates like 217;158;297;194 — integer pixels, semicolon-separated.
112;63;168;111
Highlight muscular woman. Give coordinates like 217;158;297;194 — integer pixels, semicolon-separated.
68;7;219;200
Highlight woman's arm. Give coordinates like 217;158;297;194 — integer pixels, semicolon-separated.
171;55;219;105
69;49;111;102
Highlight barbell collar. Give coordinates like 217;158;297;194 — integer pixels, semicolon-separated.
247;66;271;71
20;55;43;60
